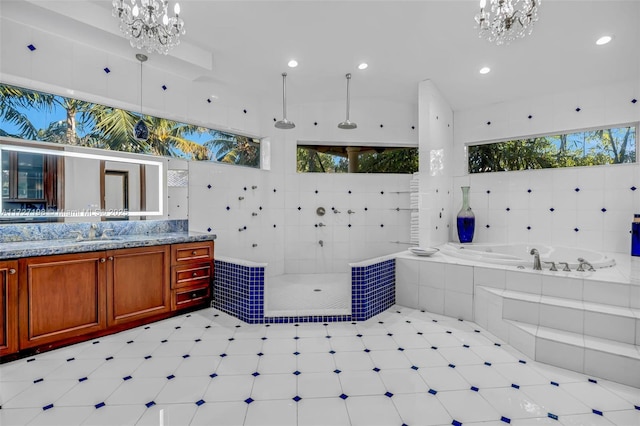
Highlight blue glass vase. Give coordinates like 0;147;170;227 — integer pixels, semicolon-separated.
632;215;640;256
457;186;475;243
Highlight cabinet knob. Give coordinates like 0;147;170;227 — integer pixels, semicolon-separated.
192;250;197;255
108;256;114;261
192;293;198;298
8;268;16;275
192;272;198;277
100;258;106;263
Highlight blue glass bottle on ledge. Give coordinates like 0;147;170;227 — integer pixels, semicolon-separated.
457;186;475;243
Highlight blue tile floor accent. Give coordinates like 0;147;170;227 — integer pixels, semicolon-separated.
2;305;638;426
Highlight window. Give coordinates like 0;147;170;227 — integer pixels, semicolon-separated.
297;145;418;173
468;125;637;174
0;83;260;168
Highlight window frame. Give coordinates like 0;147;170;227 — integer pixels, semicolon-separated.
466;122;638;174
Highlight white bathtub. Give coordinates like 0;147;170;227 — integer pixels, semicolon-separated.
439;242;616;269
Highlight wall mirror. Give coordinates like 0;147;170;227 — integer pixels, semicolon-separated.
0;142;164;221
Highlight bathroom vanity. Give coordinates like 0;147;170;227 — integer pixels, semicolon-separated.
0;236;214;359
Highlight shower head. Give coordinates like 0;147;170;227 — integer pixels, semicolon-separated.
275;72;295;129
337;119;357;130
275;117;295;129
338;73;357;129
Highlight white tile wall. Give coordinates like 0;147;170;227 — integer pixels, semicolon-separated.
451;79;640;253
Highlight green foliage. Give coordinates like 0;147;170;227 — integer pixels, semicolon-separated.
297;146;417;173
296;148;346;172
469;127;637;173
0;83;259;167
205;132;260;167
358;148;418;173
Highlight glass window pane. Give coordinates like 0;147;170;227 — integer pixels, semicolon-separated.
0;83;260;169
468;125;637;173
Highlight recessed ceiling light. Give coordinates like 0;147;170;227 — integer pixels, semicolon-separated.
596;35;612;45
479;67;491;74
358;63;368;70
288;60;298;68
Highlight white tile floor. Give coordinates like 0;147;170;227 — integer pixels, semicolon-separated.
1;305;639;426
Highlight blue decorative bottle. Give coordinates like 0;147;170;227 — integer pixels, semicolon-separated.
632;214;640;256
457;186;475;243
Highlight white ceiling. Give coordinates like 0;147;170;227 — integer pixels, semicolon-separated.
3;0;640;112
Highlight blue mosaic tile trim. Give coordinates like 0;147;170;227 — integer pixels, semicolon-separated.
264;315;352;324
214;260;265;323
214;258;393;324
351;259;395;321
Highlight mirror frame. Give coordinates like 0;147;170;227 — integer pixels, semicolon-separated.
0;144;164;218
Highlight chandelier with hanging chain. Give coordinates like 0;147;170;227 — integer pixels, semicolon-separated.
112;0;185;55
475;0;540;46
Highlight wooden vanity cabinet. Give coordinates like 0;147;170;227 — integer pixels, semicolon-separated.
171;241;214;310
106;245;171;327
10;240;213;356
18;252;107;350
0;260;18;357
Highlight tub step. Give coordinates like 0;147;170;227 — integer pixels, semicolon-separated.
505;320;640;388
480;286;640;345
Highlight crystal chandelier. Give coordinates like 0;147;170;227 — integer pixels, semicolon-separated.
475;0;540;45
112;0;185;55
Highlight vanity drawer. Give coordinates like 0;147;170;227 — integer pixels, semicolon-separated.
171;241;214;265
172;263;212;289
172;284;211;310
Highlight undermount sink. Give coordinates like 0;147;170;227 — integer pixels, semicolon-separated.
72;237;123;244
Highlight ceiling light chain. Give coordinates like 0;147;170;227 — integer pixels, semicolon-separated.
475;0;540;46
112;0;185;55
134;54;150;141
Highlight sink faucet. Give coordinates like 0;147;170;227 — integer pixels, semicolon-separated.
69;230;84;241
576;258;595;272
530;248;542;270
88;223;98;240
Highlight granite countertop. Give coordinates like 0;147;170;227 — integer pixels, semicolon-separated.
0;232;216;260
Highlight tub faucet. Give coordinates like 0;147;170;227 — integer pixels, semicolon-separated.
530;248;542;270
558;262;571;272
576;258;595;272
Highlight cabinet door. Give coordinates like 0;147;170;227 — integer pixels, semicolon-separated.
19;252;107;349
106;245;170;327
0;261;18;357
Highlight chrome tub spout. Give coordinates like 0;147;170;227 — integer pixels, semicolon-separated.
530;248;542;270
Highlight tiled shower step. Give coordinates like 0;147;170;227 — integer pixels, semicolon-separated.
505;320;640;388
481;286;640;345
